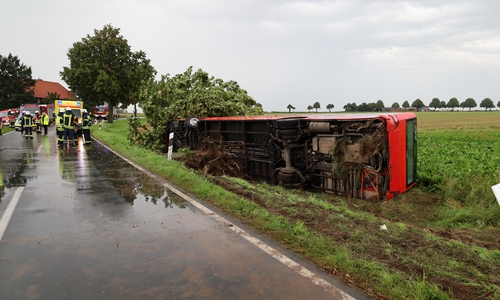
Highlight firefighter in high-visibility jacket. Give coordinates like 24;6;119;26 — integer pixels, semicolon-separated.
62;107;77;147
33;111;42;133
22;111;34;139
56;109;65;146
81;109;92;144
40;111;50;135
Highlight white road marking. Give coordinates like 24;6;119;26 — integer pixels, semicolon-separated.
96;140;357;299
0;187;24;241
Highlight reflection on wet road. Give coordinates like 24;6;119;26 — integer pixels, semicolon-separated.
0;128;366;299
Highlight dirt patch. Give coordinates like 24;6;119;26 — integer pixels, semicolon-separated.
180;138;246;178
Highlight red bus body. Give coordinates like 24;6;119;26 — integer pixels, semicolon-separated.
169;113;417;200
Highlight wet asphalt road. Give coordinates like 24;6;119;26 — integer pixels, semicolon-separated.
0;126;368;300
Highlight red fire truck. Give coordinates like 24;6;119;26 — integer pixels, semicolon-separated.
169;113;417;200
94;105;118;120
20;104;55;124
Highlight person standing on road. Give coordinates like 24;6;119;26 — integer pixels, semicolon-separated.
81;109;92;144
41;111;50;135
8;109;16;128
62;107;77;147
56;109;65;147
34;111;42;134
22;111;34;139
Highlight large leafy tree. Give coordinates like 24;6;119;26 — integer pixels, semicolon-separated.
376;100;384;111
134;67;263;152
429;98;440;111
326;103;334;112
447;97;459;111
0;53;35;110
313;101;321;112
358;102;370;111
480;98;494;111
286;104;295;112
412;98;425;110
391;102;400;109
343;102;357;112
402;100;410;109
461;97;477;111
60;24;155;122
43;92;60;104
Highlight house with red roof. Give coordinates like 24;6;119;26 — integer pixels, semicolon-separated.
33;79;76;102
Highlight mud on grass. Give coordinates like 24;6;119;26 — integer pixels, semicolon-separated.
209;176;500;300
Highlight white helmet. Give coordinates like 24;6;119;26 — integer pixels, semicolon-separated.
25;111;31;115
35;110;39;114
66;107;72;112
83;109;87;113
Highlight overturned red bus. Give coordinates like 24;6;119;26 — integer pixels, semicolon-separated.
169;113;417;200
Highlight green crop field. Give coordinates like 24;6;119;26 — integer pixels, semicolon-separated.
416;112;500;216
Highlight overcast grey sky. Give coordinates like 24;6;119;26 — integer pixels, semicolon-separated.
2;0;500;112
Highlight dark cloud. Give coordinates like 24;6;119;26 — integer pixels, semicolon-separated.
1;0;499;111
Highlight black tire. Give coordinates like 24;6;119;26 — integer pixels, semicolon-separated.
278;172;301;184
184;117;199;129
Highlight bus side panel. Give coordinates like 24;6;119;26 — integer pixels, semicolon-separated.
387;122;407;198
386;116;417;199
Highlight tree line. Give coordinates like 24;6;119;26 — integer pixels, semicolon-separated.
345;98;500;112
286;98;500;113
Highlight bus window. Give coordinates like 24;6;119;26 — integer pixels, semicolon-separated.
406;118;417;186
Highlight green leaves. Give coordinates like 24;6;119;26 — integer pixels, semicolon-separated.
418;131;500;207
0;53;35;109
132;66;263;152
60;24;156;119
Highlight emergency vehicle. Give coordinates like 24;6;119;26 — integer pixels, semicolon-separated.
19;104;54;123
0;110;8;125
94;105;118;120
55;100;84;133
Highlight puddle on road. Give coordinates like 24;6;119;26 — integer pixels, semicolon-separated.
1;136;186;212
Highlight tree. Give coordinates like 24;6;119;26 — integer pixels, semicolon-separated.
358;102;370;112
313;101;321;112
307;105;313;112
402;100;410;109
134;67;263;152
497;101;500;109
376;100;384;111
461;98;477;111
412;99;425;110
480;98;494;111
60;24;156;123
343;102;357;112
326;103;334;112
43;92;60;104
429;98;440;111
123;50;156;117
447;97;459;111
287;104;295;112
391;102;400;109
0;53;36;110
